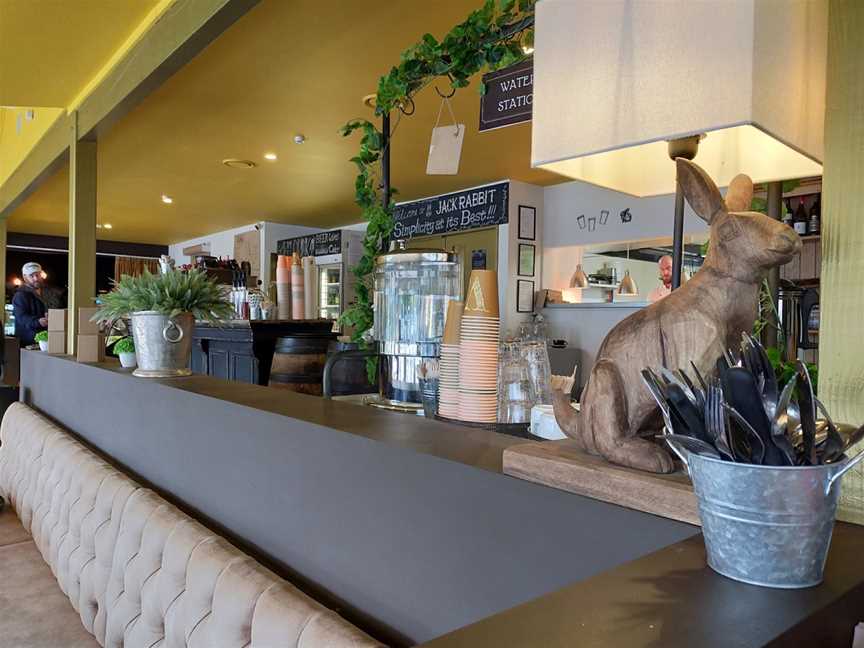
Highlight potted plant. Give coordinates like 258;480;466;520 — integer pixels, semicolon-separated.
34;330;49;352
114;336;137;368
95;269;233;378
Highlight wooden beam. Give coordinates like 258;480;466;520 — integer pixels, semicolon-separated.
67;114;97;354
0;112;70;220
822;0;864;523
78;0;260;139
0;0;260;219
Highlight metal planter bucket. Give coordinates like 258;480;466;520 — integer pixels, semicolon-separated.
685;449;864;588
130;311;194;378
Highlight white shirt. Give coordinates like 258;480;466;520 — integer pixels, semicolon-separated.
648;283;672;303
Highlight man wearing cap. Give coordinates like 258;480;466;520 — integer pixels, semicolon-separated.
13;262;48;346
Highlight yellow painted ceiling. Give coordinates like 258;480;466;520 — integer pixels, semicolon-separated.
0;0;165;107
6;0;564;244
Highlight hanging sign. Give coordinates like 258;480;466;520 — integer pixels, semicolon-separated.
479;58;533;132
391;181;509;241
277;230;342;257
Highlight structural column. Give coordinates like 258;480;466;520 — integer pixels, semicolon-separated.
67;112;97;353
822;0;864;523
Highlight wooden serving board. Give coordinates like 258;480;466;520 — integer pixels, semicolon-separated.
503;440;701;526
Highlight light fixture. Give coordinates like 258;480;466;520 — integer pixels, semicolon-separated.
161;195;173;204
221;158;256;169
96;224;102;229
569;264;588;288
293;134;305;145
618;245;639;296
532;0;825;194
264;152;278;161
12;277;21;287
532;0;826;290
103;223;113;230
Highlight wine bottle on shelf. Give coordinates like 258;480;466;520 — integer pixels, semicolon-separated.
808;195;821;235
783;199;794;229
793;197;809;236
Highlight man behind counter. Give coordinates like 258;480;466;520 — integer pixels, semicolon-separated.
647;255;674;303
13;262;48;346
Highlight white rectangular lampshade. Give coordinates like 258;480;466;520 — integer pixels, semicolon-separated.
532;0;826;196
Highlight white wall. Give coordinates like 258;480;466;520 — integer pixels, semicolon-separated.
542;181;709;291
500;180;544;336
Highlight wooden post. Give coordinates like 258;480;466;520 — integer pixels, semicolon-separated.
67;113;98;354
822;0;864;523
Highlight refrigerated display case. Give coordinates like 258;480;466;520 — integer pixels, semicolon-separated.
318;262;343;323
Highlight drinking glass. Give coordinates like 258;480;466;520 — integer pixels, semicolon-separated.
498;342;535;424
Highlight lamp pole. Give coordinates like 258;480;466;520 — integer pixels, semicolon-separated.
668;136;701;290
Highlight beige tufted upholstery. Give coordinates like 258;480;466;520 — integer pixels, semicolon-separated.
0;402;384;648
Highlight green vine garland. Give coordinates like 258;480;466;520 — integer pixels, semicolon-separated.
338;0;535;349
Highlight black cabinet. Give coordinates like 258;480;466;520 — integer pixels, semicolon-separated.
191;333;260;384
191;320;336;386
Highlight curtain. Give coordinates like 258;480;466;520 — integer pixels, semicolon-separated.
115;257;159;282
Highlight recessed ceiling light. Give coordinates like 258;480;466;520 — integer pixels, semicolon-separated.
293;134;305;144
96;224;102;229
161;194;173;204
103;223;113;230
222;158;257;169
264;152;277;161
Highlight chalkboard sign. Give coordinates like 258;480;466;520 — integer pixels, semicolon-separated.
277;230;342;257
479;58;533;132
392;182;509;241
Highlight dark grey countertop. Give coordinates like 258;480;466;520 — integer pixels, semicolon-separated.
22;351;696;645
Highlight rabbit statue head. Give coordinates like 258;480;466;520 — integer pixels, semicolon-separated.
678;158;801;282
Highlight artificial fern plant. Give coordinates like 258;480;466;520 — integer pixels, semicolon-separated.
95;269;233;326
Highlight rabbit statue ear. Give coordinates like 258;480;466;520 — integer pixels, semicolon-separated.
724;173;754;212
676;158;727;225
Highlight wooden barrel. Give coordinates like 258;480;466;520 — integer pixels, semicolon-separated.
269;333;336;395
326;341;378;396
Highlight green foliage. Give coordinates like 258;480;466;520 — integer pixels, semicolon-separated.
34;331;48;343
94;269;234;325
114;336;135;354
339;0;535;343
765;346;818;394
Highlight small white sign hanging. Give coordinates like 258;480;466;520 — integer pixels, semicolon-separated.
426;97;464;175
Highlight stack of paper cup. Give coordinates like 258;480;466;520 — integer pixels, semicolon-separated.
458;270;500;423
291;252;304;320
438;300;463;419
276;255;292;320
302;256;316;319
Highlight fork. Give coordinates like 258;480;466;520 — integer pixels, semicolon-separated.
705;380;734;460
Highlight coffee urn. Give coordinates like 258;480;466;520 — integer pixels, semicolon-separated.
373;243;461;406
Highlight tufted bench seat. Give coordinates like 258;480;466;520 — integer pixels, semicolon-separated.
0;402;384;648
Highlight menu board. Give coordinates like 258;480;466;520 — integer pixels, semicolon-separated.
277;230;342;257
391;181;509;241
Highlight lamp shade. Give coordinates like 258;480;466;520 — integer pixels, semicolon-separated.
532;0;826;196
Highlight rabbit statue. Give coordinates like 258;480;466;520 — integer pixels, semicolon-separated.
552;158;802;473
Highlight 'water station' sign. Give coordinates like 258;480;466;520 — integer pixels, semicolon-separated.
479;58;533;132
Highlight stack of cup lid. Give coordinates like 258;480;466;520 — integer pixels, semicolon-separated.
458;270;500;423
276;255;292;320
438;300;463;419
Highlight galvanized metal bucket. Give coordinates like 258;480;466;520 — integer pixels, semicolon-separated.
683;447;864;588
130;311;194;378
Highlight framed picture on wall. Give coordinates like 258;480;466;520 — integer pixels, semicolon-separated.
518;205;536;240
518;243;535;277
517;279;535;313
